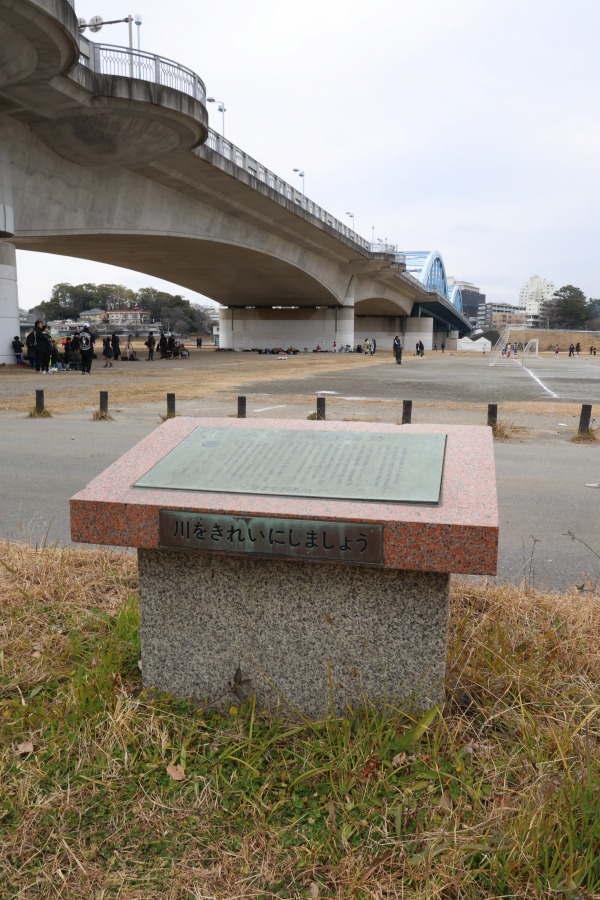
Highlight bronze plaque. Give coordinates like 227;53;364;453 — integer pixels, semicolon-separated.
136;427;446;504
159;512;383;565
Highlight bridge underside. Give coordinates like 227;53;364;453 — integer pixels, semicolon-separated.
13;235;342;308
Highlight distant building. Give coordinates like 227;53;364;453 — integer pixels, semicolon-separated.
518;275;556;327
105;307;151;328
447;278;485;324
477;303;526;329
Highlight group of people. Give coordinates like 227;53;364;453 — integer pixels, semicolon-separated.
144;331;188;360
415;340;425;357
15;322;130;374
361;338;377;355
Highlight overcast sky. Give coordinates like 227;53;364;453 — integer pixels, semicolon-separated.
16;0;600;309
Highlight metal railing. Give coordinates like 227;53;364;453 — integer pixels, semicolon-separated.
203;130;376;252
77;39;401;257
78;36;206;103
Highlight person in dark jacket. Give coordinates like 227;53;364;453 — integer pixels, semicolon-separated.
111;332;121;360
78;326;95;374
102;336;114;367
12;336;23;366
393;335;403;365
30;321;46;372
158;332;168;358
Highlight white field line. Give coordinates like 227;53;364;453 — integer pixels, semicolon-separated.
521;365;560;399
253;405;287;412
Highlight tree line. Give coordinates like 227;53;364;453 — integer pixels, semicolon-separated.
543;285;600;329
28;283;214;335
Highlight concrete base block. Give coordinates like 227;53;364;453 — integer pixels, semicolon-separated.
138;549;449;717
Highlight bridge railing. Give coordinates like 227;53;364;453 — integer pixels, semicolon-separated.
204;130;374;251
78;36;206;103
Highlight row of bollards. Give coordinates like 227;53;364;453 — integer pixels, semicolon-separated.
29;390;595;434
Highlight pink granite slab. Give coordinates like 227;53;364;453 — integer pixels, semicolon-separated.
70;418;498;574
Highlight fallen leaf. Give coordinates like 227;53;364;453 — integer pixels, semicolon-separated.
31;651;41;659
166;764;185;781
31;642;43;651
16;741;34;755
439;789;452;811
323;613;333;625
392;752;406;768
308;882;320;899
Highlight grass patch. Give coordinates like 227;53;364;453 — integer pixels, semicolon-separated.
92;409;114;421
0;543;598;897
571;427;599;444
159;411;180;422
491;418;528;441
27;407;52;418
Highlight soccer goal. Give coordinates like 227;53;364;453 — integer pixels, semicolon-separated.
522;338;540;359
488;327;515;366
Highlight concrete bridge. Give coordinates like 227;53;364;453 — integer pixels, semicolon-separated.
0;0;470;363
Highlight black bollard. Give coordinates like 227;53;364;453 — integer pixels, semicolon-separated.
487;403;498;428
167;393;176;416
99;391;109;415
35;389;44;414
402;400;412;424
237;395;246;418
316;396;326;420
578;403;593;434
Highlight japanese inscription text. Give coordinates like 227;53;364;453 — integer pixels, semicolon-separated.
136;427;446;504
159;512;383;565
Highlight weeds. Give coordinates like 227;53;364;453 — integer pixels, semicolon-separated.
571;427;598;443
160;411;180;422
492;418;528;441
0;543;598;897
27;407;52;418
92;408;114;421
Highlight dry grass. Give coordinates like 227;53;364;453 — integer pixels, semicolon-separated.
491;418;529;441
571;427;599;444
91;409;115;421
0;542;598;897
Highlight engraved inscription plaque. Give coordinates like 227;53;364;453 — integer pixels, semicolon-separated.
136;427;446;504
160;512;383;565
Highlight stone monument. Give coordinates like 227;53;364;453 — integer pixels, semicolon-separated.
70;418;498;716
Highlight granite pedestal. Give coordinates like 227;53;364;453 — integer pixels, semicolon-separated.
70;418;498;717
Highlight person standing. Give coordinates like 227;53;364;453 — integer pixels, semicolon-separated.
78;326;95;374
12;336;23;366
363;337;371;355
196;336;203;349
441;340;446;353
393;335;403;365
554;344;559;359
111;332;121;361
146;331;156;360
30;320;46;372
102;336;114;367
575;342;581;356
568;343;575;357
42;326;54;372
371;338;376;355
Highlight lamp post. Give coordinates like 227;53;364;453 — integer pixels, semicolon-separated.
346;212;355;231
207;98;226;137
293;168;305;195
134;12;142;50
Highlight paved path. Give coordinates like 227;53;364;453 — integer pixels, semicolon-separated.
0;352;598;592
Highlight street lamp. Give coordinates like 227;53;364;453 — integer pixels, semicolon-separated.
293;168;305;194
346;212;355;231
207;98;226;137
133;12;142;50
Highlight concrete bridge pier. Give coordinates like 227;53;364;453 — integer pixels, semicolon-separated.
0;243;19;366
